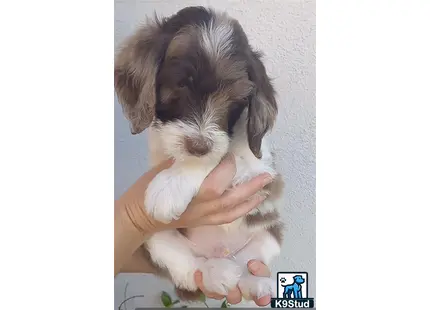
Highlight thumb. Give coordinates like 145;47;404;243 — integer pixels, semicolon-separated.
198;153;236;199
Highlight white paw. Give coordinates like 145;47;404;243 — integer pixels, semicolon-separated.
238;275;277;300
171;268;199;292
199;258;242;295
144;169;200;223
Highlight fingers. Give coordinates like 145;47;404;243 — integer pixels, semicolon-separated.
194;271;224;300
248;260;272;306
198;154;236;199
254;295;271;306
208;194;267;225
226;287;242;304
200;173;273;225
218;173;273;209
247;260;271;277
194;263;271;307
194;271;242;304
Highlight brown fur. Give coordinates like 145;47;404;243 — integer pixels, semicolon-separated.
246;51;278;158
267;223;285;245
165;26;197;58
114;6;278;158
115;7;283;296
246;174;285;245
246;209;280;227
114;21;166;134
245;211;285;246
263;174;285;200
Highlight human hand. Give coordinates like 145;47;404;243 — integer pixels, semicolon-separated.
194;260;272;307
168;154;272;229
117;154;273;236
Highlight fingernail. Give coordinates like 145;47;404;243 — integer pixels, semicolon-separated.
257;195;267;203
167;157;175;164
248;260;259;273
263;174;273;185
222;152;235;163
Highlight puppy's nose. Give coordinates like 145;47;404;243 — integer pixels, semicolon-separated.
184;136;212;156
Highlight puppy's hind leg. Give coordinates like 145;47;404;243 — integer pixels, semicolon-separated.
233;231;281;300
146;230;203;292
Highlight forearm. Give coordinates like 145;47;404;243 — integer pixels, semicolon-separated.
114;160;176;275
114;200;150;276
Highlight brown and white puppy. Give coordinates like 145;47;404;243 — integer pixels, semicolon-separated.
115;6;284;301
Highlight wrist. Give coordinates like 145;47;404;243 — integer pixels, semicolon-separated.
115;200;151;240
114;200;153;275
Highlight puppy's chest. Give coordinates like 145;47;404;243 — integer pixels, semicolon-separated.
182;226;253;259
230;142;276;186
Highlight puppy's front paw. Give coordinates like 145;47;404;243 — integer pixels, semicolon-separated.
199;258;242;295
144;169;199;223
238;275;277;300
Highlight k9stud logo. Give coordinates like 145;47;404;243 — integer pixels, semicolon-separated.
271;272;315;308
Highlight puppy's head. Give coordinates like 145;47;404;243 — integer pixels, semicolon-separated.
115;7;277;161
293;275;305;284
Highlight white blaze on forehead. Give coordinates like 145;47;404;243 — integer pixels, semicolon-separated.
200;14;234;60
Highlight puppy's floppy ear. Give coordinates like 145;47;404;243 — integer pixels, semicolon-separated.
246;50;278;158
114;18;168;134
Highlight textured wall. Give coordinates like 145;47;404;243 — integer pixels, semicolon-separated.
114;0;315;308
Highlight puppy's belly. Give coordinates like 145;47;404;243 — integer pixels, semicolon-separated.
183;226;254;260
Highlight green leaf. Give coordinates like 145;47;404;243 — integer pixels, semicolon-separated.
198;293;206;303
161;291;172;307
221;299;230;308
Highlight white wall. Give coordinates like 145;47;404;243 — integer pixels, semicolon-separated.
114;0;315;308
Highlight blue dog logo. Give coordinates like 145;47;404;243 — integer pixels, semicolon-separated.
280;275;305;299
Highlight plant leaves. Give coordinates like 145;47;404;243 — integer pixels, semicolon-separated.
198;293;206;303
221;299;230;308
161;291;172;307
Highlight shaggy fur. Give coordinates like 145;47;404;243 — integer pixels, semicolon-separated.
115;6;285;301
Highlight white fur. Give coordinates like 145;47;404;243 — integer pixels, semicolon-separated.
238;275;277;300
147;228;280;296
146;230;199;291
199;258;242;295
145;114;229;223
230;113;278;217
144;110;281;296
200;14;233;60
231;231;280;299
144;164;212;223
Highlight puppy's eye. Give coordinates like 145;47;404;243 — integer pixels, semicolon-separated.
177;81;186;88
237;97;249;104
178;76;193;88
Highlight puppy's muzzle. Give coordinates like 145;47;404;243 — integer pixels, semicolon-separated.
184;136;213;157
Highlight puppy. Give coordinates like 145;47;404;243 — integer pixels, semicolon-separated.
115;6;285;301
